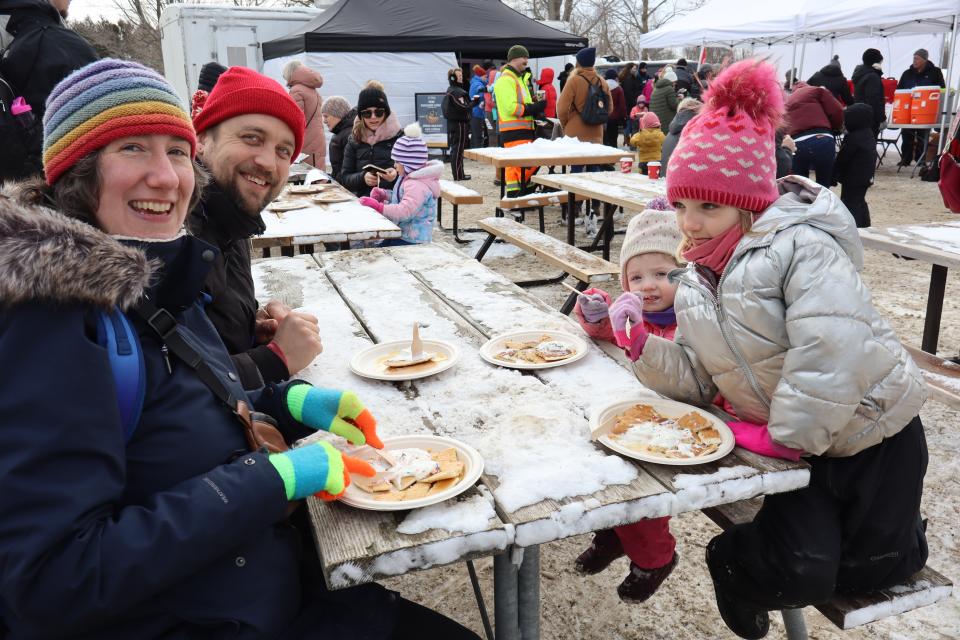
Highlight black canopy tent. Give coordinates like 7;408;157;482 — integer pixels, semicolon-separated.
262;0;587;61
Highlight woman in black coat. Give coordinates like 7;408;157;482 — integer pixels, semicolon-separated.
340;81;402;196
807;59;854;106
852;49;887;136
442;67;472;180
321;97;357;181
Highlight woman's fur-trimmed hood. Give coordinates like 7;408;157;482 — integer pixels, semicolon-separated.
0;191;154;310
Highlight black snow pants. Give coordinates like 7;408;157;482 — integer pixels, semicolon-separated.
707;416;928;610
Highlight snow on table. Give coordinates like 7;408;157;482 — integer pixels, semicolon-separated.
438;179;481;199
251;246;809;587
257;200;401;244
860;221;960;268
465;137;625;167
534;170;667;211
251;255;511;589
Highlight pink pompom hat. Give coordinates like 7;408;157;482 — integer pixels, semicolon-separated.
666;60;784;213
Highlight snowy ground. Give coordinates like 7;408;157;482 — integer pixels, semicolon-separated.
350;151;959;639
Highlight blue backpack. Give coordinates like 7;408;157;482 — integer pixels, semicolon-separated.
95;307;145;444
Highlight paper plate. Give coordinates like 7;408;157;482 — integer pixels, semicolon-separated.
340;435;484;511
350;339;460;381
590;398;735;466
266;200;310;212
286;184;326;195
313;191;354;203
479;330;588;370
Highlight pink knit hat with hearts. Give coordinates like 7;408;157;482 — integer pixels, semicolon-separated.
666;60;784;213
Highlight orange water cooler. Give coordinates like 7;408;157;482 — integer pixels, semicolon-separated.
892;89;913;125
910;86;941;125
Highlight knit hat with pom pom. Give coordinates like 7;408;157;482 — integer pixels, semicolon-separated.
666;59;784;213
391;122;428;173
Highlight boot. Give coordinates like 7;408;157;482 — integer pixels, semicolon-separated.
617;553;679;603
585;213;599;237
574;529;624;575
706;538;770;639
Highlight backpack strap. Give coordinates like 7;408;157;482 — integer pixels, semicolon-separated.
96;307;145;443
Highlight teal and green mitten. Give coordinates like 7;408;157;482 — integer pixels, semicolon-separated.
286;384;384;449
268;441;375;501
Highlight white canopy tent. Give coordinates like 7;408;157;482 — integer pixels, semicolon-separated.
637;0;960;147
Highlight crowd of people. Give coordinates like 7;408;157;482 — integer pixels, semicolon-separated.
0;2;936;637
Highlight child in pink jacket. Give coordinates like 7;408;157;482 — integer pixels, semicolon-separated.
359;122;441;246
572;202;683;603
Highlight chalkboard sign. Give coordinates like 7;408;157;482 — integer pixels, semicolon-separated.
414;92;447;142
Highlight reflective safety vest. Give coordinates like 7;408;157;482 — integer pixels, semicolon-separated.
494;65;535;142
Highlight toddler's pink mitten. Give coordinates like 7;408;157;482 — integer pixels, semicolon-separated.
358;197;384;213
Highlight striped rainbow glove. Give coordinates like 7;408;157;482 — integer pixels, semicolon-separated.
286;384;384;449
268;441;375;501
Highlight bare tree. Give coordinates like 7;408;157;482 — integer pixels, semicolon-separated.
510;0;705;61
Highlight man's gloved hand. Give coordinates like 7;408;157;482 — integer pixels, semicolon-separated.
358;196;384;213
578;289;611;323
525;100;547;117
609;293;648;361
286;384;383;449
369;187;390;203
727;421;804;462
268;441;375;501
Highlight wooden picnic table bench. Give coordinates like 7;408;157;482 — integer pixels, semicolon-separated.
474;216;619;314
437;179;484;243
903;344;960;410
702;497;953;638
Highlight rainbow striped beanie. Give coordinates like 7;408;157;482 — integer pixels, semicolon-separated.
42;59;196;185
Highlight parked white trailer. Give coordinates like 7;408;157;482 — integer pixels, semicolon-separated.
160;4;329;104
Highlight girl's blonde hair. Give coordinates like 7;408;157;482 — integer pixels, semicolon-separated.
676;209;755;258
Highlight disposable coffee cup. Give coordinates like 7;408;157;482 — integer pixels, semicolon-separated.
648;161;662;180
620;157;634;173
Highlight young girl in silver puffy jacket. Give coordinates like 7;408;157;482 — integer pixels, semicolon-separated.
607;60;928;640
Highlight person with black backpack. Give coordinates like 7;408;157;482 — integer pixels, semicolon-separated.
441;66;472;181
0;0;97;181
557;47;612;236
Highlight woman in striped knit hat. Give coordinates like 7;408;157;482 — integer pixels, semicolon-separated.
0;59;480;640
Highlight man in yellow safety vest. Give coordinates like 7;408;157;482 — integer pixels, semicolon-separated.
493;44;547;197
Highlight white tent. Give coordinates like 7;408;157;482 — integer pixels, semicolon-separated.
637;0;960;144
636;0;960;49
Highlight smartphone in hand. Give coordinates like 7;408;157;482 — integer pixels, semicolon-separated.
363;164;391;176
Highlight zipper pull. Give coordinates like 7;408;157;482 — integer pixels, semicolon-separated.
161;344;172;374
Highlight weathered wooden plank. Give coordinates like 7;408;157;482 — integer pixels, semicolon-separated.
250;256;510;589
903;344;960;410
499;191;587;210
817;566;953;629
533;171;666;212
478;217;619;282
859;223;960;269
464;146;624;168
317;247;677;538
305;487;509;589
439;180;484;205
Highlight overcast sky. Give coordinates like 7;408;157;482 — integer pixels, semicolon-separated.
67;0;123;21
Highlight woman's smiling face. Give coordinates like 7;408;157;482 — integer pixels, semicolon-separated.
94;135;195;239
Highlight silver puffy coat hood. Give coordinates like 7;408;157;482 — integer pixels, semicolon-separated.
634;176;926;457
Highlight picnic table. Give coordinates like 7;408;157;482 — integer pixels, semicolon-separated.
254;183;401;254
251;243;809;640
533;170;667;259
859;221;960;354
464;138;626;224
884;123;937;178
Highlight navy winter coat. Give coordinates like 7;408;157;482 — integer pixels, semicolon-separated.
0;202;316;639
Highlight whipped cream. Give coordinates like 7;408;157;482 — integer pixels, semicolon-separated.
372;448;440;489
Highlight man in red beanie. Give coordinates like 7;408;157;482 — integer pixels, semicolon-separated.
189;66;322;390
